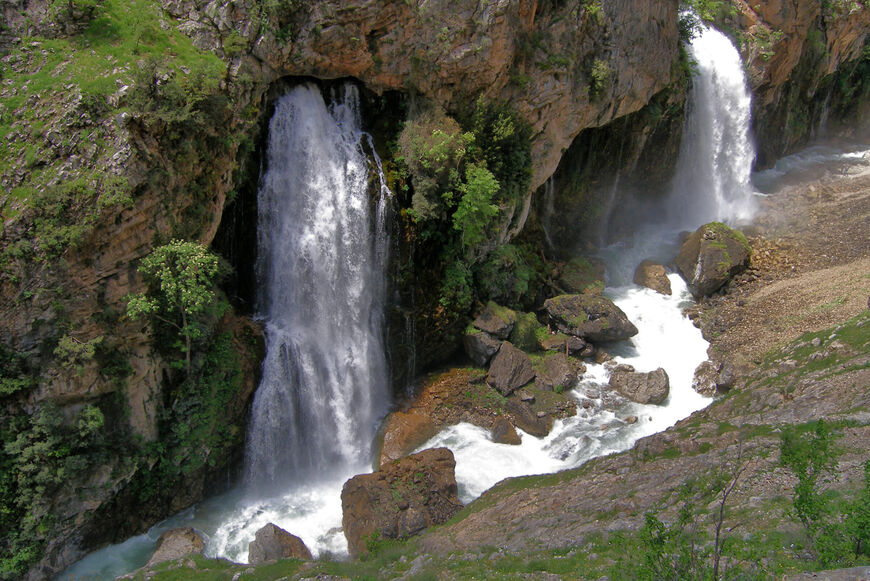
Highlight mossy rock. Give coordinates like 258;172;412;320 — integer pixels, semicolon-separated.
473;302;517;339
675;222;751;297
559;257;605;295
509;311;545;353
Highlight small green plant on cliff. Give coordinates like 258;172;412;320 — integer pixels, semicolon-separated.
588;58;612;101
126;240;228;377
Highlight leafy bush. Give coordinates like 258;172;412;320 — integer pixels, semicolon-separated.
452;163;499;248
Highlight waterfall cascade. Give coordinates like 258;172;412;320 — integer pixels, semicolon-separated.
245;83;391;489
57;21;769;581
667;22;757;227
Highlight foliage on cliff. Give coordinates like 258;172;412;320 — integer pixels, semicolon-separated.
396;98;538;316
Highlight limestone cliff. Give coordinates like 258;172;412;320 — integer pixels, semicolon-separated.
0;0;868;578
724;0;870;164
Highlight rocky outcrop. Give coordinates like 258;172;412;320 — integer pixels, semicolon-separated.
165;0;681;194
543;294;639;343
487;342;536;395
609;368;670;405
675;222;751;298
692;360;735;397
724;0;870;164
473;303;517;340
633;259;671;295
248;523;312;564
146;528;205;567
341;448;462;557
377;368;576;465
379;412;439;468
462;328;502;367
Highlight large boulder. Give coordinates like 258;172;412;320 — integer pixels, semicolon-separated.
462;327;502;367
379;411;439;467
534;352;584;392
633;259;672;295
509;311;545;352
341;448;462;557
487;341;536;395
543;294;638;342
675;222;751;297
609;368;670;405
248;523;313;564
491;417;522;445
147;528;205;567
472;302;517;339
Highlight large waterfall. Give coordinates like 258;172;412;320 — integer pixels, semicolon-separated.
667;22;757;227
245;84;391;489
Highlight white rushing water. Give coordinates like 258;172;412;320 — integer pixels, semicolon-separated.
668;22;757;227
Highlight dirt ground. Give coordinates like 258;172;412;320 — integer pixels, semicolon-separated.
699;156;870;371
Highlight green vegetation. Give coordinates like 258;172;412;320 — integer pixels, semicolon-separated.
780;420;870;567
396;97;535;315
0;403;110;579
588;58;611;100
126;240;228;376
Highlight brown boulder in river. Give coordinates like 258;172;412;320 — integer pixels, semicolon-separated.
609;368;670;405
633;259;672;295
248;523;313;564
543;294;638;342
341;447;462;557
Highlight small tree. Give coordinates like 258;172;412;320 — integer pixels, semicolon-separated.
126;240;225;376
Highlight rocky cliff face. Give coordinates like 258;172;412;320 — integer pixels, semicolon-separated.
729;0;870;165
166;0;682;232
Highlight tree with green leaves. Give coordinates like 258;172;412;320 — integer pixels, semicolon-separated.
126;240;225;376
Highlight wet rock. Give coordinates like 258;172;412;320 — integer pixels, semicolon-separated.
248;523;313;564
473;302;517;339
147;528;205;567
491;417;522;445
535;352;584;392
623;415;639;424
543;294;638;342
609;368;670;405
675;222;751;297
633;259;672;295
463;328;502;367
487;342;535;395
341;448;462;557
505;397;551;437
379;412;439;467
